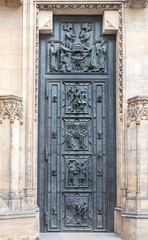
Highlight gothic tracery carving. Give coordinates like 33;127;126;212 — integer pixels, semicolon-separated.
0;95;23;124
127;97;148;126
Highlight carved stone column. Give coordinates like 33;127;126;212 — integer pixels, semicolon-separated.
0;95;24;211
123;96;148;240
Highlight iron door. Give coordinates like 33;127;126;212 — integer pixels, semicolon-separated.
38;15;116;232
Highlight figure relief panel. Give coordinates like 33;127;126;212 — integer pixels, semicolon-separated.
62;155;92;189
62;193;92;230
62;81;92;116
66;121;88;151
67;86;87;113
48;20;107;73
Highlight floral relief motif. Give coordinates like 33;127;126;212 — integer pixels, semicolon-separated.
127;97;148;127
0;95;23;124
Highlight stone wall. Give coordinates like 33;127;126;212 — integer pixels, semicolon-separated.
115;3;148;240
0;1;39;239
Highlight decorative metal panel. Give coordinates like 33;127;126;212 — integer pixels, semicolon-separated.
46;80;106;231
38;15;116;233
46;17;107;73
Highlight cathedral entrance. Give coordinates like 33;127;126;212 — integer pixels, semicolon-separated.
38;15;116;232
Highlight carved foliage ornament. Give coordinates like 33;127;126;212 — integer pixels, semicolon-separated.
127;97;148;127
0;95;23;124
37;4;121;10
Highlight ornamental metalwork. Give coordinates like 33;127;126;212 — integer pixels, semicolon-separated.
67;159;87;187
38;14;116;232
67;86;87;112
35;3;123;120
66;197;88;226
66;122;88;150
50;23;107;73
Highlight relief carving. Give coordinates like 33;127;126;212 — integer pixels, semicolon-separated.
67;87;86;113
37;4;121;10
0;95;23;124
64;23;76;48
35;3;123;120
49;23;107;73
67;159;87;187
75;201;88;224
66;196;88;226
50;42;58;72
127;97;148;126
66;122;88;150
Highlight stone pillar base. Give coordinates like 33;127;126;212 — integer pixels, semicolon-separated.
122;214;148;240
114;207;123;237
115;207;148;240
0;210;39;240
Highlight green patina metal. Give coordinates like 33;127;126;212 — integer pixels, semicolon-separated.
38;15;116;232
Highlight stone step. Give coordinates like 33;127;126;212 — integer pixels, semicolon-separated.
40;233;121;240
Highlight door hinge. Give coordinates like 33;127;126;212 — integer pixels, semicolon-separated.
45;146;48;161
45;211;49;226
45;82;49;98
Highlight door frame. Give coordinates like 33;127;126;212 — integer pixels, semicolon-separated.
35;1;124;234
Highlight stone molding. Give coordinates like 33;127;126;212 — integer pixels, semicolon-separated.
127;96;148;127
39;10;53;34
103;10;119;34
122;213;148;219
37;3;122;9
0;95;23;124
126;0;147;8
35;2;123;120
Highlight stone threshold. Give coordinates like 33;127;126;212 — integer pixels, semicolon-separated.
40;233;121;240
